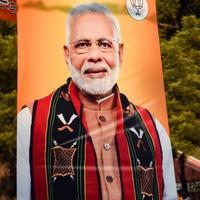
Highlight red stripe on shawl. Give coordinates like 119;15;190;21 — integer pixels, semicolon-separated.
84;137;101;200
115;92;136;200
136;106;163;199
68;81;81;116
69;81;100;200
32;93;54;200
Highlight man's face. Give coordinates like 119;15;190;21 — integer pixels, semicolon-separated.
64;13;123;95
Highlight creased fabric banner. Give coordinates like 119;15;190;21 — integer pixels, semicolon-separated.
0;0;16;22
17;0;170;132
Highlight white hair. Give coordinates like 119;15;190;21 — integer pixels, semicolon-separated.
66;3;121;44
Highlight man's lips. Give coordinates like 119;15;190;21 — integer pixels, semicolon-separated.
83;68;108;78
84;68;108;74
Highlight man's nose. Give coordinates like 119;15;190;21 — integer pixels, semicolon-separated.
86;45;103;63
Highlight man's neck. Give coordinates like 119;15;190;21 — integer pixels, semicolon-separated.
78;89;115;111
79;89;113;102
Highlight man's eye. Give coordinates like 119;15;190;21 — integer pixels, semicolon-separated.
75;42;90;48
99;41;112;48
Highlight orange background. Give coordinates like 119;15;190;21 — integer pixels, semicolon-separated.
17;0;169;133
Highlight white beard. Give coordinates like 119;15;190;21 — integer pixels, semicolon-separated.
68;60;120;95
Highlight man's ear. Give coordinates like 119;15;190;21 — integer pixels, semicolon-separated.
63;45;69;64
118;43;124;64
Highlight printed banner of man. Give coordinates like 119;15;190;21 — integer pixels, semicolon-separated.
17;1;177;199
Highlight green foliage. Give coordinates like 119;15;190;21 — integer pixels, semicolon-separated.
156;0;180;24
156;0;200;39
0;21;16;38
0;20;16;199
0;91;16;155
178;0;200;18
157;0;200;159
161;16;200;158
0;35;17;93
156;0;180;38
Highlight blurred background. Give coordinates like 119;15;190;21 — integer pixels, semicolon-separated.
0;0;199;199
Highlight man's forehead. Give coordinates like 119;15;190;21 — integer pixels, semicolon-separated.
69;12;115;41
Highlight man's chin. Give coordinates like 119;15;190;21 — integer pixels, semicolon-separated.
73;77;113;96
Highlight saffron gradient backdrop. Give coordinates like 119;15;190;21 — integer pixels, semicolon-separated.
17;0;170;133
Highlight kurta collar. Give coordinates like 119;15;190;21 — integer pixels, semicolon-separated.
78;90;115;111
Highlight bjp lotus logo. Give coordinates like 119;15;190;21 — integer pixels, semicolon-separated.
126;0;148;21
